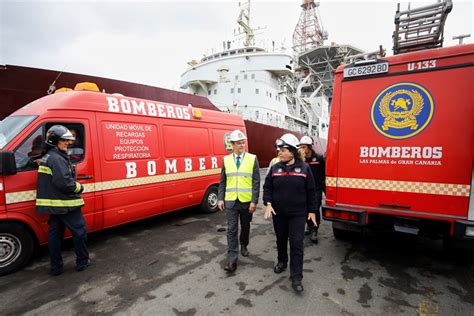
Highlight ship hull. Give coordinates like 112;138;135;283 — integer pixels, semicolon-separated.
0;64;300;165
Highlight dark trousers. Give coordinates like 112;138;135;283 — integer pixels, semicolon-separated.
307;190;323;228
48;208;89;271
272;213;306;281
226;200;253;263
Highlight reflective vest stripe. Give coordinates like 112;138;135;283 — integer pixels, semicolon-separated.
226;188;253;192
74;182;82;193
272;172;307;178
36;198;85;207
38;166;53;175
224;153;255;202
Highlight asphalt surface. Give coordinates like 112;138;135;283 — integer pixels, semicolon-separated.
1;171;474;315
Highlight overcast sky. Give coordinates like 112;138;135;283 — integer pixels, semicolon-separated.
1;0;472;90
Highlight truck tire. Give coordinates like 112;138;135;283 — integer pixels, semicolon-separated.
200;186;219;214
0;222;35;276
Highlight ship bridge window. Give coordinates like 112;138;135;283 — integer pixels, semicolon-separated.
235;75;238;80
230;51;236;55
255;110;259;119
208;90;211;95
251;74;255;79
244;74;247;79
255;88;259;94
214;89;217;95
238;49;244;54
238;88;241;93
231;88;235;93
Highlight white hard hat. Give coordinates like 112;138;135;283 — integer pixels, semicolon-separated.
229;129;247;142
275;133;299;149
299;135;313;146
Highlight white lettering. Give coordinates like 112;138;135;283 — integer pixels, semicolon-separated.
106;96;120;112
199;157;206;170
165;159;177;174
183;108;191;120
147;102;157;116
184;158;193;171
432;147;442;159
360;147;368;158
126;162;137;178
157;104;166;117
131;100;146;115
120;99;132;113
422;147;432;158
166;105;176;118
211;157;218;169
147;161;156;175
391;147;401;158
401;147;410;158
411;147;421;158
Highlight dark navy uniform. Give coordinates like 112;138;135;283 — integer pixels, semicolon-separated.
36;147;89;274
263;159;317;282
305;151;325;227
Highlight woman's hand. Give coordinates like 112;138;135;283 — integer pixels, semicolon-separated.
264;204;276;220
308;212;317;226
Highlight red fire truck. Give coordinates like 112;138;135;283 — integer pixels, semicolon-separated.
0;86;246;275
322;44;474;242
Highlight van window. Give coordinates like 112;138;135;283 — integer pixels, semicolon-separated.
14;127;43;172
0;115;37;149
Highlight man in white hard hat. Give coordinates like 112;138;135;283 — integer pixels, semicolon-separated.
218;129;260;273
299;135;326;243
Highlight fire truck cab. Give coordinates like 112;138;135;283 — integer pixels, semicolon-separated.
323;44;474;242
0;88;246;275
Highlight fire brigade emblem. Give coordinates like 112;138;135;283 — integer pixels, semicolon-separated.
224;133;233;152
295;167;301;173
371;82;434;139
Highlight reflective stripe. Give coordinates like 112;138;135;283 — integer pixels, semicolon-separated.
326;176;470;197
226;188;253;192
5;168;222;205
74;182;82;193
272;172;307;178
38;165;53;175
226;172;253;177
36;198;84;207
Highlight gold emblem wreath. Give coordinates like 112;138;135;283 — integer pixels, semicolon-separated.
378;89;424;130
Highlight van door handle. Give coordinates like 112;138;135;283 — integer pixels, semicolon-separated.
379;203;411;209
77;175;93;180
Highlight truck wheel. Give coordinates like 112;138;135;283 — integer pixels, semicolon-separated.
200;186;219;214
0;222;35;276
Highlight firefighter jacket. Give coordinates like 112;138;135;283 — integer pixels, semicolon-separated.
218;152;260;208
305;150;326;191
263;159;317;217
36;147;84;215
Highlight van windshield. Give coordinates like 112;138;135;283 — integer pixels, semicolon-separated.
0;115;37;149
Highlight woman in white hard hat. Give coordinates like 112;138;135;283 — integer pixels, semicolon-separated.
263;133;317;293
299;135;326;243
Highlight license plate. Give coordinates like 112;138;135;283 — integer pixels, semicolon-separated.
343;62;389;78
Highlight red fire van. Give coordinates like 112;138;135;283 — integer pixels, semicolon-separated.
323;44;474;242
0;88;245;275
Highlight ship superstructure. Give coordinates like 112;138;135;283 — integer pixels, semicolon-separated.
180;1;324;137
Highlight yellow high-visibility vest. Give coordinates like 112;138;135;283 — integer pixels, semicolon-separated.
224;153;256;202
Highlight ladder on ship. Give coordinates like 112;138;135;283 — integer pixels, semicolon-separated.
393;0;453;55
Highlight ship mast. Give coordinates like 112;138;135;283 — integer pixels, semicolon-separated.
236;0;255;47
292;0;328;55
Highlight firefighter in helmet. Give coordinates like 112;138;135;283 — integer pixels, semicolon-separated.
263;133;317;293
36;125;90;276
299;135;326;243
218;129;260;273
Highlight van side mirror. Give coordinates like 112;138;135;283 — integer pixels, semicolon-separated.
0;151;17;175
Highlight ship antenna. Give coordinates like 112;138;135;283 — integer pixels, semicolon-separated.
47;64;68;95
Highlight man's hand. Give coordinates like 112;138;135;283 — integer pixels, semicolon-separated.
264;204;276;220
249;202;257;213
218;200;225;211
308;212;317;226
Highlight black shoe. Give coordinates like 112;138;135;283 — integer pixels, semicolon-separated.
224;262;237;273
310;229;319;243
273;262;287;274
304;227;311;235
76;259;91;272
292;280;304;293
241;245;249;257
